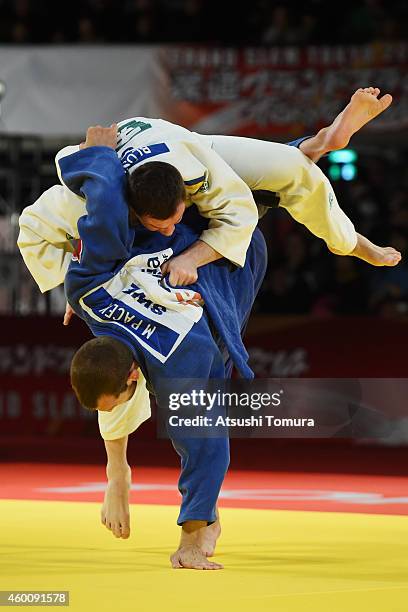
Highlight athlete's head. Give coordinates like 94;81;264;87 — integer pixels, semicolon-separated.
70;336;139;411
126;161;186;236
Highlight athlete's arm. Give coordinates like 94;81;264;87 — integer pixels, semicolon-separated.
188;142;258;269
161;240;222;286
101;436;132;539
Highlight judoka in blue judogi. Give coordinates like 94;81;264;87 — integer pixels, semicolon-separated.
60;135;267;567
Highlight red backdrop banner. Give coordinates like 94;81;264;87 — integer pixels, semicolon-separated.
158;43;408;139
1;315;407;438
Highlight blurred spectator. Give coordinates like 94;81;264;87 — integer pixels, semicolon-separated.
258;230;317;314
77;18;99;43
0;0;407;45
341;0;386;43
123;0;157;43
312;257;369;316
261;5;298;45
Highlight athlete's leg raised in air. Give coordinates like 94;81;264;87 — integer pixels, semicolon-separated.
209;87;399;266
299;87;393;163
211;133;358;257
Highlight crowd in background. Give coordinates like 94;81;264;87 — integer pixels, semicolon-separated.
0;0;408;45
256;149;408;317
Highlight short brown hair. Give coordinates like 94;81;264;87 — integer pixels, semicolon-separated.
127;161;186;221
70;336;135;410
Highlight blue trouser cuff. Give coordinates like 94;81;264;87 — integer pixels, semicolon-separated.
173;436;230;526
286;135;314;148
177;508;217;526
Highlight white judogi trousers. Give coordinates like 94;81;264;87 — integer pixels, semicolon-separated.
206;134;357;255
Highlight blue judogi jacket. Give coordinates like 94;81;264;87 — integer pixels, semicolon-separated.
61;147;267;394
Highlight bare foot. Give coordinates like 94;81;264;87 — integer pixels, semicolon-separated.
300;87;393;162
101;467;131;539
326;87;392;149
330;233;401;267
170;545;223;570
198;515;221;557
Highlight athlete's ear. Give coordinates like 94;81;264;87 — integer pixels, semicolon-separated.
127;362;139;385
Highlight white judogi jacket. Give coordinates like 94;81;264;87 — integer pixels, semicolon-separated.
97;372;151;441
18;117;258;294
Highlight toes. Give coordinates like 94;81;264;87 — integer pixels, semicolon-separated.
186;562;220;570
112;522;122;538
384;250;401;266
379;93;393;110
170;553;183;569
187;559;223;570
204;561;224;570
360;87;387;102
169;550;224;570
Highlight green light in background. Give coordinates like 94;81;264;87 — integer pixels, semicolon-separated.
328;164;341;181
328;149;357;164
341;163;357;181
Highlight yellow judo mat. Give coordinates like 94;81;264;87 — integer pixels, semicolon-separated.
0;500;407;612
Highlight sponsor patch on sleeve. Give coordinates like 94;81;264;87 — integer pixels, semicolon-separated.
120;143;170;171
